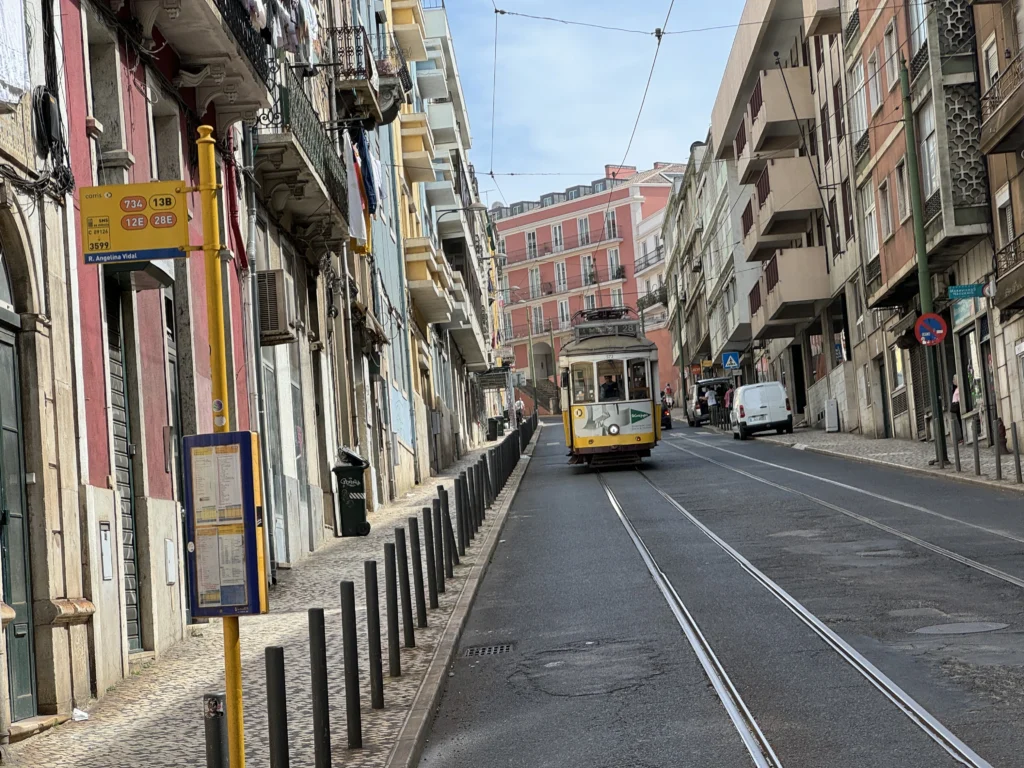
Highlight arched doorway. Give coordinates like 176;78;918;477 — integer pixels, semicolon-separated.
0;248;35;721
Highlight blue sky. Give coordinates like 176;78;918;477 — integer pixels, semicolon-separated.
443;0;747;205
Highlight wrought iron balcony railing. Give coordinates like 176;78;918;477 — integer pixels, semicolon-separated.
505;229;623;264
637;285;668;312
635;244;666;273
996;231;1024;276
215;0;272;85
499;266;626;305
257;67;348;219
374;30;413;92
843;6;860;47
982;50;1024;124
331;25;378;85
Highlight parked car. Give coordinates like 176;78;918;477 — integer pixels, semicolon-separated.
730;382;793;440
686;377;731;427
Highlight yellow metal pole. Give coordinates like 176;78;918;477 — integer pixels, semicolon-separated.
198;125;244;768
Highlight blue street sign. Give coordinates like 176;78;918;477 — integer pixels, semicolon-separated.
722;351;741;370
948;283;985;300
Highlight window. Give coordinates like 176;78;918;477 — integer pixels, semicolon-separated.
555;261;568;292
529;267;542;299
552;223;564;253
604;210;617;238
627;359;650;401
842;179;854;240
558;299;571;329
833;82;845;140
584;293;596;310
526;231;537;259
578;217;591;245
503;311;513;339
890;346;905;389
916;97;938;199
859;181;879;256
828;196;840;254
849;60;867;139
895;157;910;221
611;287;623;307
608;247;621;277
531;305;545;334
597;359;626;402
884;23;898;90
983;37;999;91
997;187;1015;247
878;178;894;240
815;36;824;70
867;49;882;114
582;254;596;285
909;0;927;53
820;105;832;162
571;362;596;404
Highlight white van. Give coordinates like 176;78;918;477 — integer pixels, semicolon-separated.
731;382;792;440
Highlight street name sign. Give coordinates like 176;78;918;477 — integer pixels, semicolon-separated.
80;181;191;264
182;431;269;618
948;284;984;300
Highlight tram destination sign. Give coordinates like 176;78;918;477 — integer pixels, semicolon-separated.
80;181;191;265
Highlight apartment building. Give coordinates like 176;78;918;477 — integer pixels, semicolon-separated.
491;164;683;411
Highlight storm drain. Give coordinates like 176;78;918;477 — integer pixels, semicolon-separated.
464;643;515;658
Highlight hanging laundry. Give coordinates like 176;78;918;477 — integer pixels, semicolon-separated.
245;0;266;31
344;132;368;252
370;154;385;217
351;128;378;215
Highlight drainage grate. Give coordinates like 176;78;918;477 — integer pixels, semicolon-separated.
464;643;514;658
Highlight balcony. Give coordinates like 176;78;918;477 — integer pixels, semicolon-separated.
749;68;815;154
392;0;429;62
505;229;623;266
501;266;627;306
994;232;1024;311
405;235;454;324
803;0;841;37
400;110;436;183
980;51;1024;155
446;272;489;370
374;30;414;110
425;159;457;207
144;0;272;126
330;25;382;124
741;198;797;262
751;247;829;339
419;41;450;100
637;285;668;312
753;157;822;236
253;67;347;242
635;244;666;275
427;98;459;146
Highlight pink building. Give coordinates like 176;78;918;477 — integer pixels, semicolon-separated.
492;164;684;407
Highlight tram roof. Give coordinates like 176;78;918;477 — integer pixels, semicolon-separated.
560;334;657;358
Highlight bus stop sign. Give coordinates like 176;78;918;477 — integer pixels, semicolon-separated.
914;313;947;346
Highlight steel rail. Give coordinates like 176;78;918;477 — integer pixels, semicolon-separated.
598;475;783;768
636;469;995;768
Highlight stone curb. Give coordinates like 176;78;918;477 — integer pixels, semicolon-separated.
758;435;1024;495
384;425;542;768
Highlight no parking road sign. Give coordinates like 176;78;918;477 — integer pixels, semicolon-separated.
914;313;948;346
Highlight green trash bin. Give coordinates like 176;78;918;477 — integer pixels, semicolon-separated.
333;449;371;537
487;417;499;441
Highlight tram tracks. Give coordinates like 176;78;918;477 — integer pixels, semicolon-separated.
598;468;995;768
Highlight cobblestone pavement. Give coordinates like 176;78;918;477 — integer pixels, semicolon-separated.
7;437;524;768
711;421;1024;491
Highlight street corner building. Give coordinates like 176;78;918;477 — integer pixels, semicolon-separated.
491;163;687;414
0;0;496;744
664;0;1024;456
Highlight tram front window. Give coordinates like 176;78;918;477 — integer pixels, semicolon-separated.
628;358;650;400
597;359;625;402
571;363;596;404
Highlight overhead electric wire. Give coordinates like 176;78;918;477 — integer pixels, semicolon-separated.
490;10;499;174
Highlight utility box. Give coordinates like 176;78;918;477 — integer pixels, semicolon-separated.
333;448;371;537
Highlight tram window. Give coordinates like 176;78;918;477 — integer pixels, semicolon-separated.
628;359;650;400
571;363;596;404
597;359;625;402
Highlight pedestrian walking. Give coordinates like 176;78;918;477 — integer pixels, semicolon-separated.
951;375;963;443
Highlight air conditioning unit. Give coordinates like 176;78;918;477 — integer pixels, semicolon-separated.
256;269;298;346
932;273;950;301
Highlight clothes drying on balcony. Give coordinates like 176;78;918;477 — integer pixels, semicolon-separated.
343;132;368;251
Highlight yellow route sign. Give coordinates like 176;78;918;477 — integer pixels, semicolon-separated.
80;180;191;265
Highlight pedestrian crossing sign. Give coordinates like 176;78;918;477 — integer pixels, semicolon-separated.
722;351;741;370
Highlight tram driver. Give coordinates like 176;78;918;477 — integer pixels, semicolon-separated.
600;375;623;401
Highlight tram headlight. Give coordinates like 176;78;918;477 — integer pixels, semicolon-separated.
609;424;621;435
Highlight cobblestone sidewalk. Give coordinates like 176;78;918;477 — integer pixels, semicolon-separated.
746;425;1024;492
7;438;525;768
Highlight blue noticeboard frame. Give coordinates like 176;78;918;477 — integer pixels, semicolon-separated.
722;351;740;370
182;431;269;619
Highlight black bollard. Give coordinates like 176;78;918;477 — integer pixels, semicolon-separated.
422;508;439;609
477;461;487;519
974;415;982;476
394;529;416;648
340;581;363;749
308;609;332;768
384;543;401;677
364;561;384;710
454;476;467;553
203;693;228;768
997;420;1003;481
952;427;961;473
266;646;290;767
1014;424;1023;484
466;469;478;535
440;486;461;564
432;498;446;591
407;517;428;628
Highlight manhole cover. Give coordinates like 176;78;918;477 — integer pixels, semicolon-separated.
915;622;1009;635
464;643;514;657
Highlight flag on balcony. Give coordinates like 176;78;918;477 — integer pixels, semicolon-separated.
343;132;368;252
351;128;378;215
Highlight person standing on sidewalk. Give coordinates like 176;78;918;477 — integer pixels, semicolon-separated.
951;375;962;443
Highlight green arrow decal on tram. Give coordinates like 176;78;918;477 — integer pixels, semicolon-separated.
630;409;650;424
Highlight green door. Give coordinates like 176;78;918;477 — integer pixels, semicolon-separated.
0;323;35;722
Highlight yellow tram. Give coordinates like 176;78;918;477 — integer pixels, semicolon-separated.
559;307;661;467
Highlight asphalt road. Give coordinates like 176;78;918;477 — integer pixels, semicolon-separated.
418;421;1023;767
